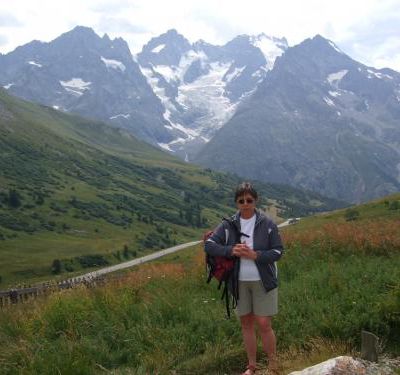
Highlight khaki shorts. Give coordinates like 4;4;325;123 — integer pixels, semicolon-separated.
236;280;278;317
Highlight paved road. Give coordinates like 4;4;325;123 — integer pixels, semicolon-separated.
68;219;299;282
278;218;301;228
69;240;202;282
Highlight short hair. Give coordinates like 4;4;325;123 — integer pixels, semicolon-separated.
234;182;258;202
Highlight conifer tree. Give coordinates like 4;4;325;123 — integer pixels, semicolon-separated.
8;189;21;208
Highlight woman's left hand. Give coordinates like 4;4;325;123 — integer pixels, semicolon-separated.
234;244;257;260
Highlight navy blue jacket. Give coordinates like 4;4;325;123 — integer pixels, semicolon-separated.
204;210;284;293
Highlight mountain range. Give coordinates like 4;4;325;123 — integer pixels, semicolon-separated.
137;29;288;159
196;35;400;202
1;26;399;202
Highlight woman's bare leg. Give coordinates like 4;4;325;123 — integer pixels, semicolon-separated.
240;313;257;370
254;315;278;371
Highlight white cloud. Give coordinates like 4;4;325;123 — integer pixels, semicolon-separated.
0;34;8;46
0;0;399;71
0;12;23;27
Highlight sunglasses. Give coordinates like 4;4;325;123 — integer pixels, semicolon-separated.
237;198;255;204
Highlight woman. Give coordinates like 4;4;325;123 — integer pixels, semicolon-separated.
205;182;284;375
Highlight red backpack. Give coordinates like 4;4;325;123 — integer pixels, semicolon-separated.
203;218;246;318
203;230;235;283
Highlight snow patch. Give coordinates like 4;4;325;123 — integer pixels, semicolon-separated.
152;49;208;84
141;52;239;151
225;66;245;83
177;61;237;132
158;143;175;152
152;44;166;53
165;137;187;146
327;70;348;85
239;87;257;101
329;91;341;97
60;78;92;96
323;97;335;106
140;66;179;126
101;57;126;72
110;114;131;120
3;83;14;89
250;34;285;69
328;41;343;54
27;60;42;67
367;69;393;80
168;123;200;140
153;65;175;81
252;67;269;79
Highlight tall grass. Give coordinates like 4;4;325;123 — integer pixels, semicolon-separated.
0;216;399;374
280;218;400;350
283;219;400;256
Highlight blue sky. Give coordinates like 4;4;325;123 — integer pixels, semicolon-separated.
0;0;399;71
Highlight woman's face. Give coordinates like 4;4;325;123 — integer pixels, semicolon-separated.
236;193;257;218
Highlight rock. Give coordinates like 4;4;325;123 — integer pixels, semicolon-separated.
360;356;400;375
288;355;366;374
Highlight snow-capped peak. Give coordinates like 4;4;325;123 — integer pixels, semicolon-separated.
101;56;126;72
250;34;288;69
151;49;207;83
151;44;166;54
328;40;344;54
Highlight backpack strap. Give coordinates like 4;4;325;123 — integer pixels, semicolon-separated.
204;216;247;319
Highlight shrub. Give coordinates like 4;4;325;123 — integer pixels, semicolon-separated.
8;189;21;208
345;208;360;221
35;193;44;205
51;259;62;274
123;246;130;259
75;254;109;268
64;263;74;272
388;201;400;210
62;223;70;231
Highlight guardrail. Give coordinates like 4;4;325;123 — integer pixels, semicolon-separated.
0;275;106;307
0;240;202;307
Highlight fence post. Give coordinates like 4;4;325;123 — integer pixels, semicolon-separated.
10;289;18;304
361;330;379;362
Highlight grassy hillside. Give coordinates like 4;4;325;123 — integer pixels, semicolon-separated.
0;193;398;374
0;88;345;287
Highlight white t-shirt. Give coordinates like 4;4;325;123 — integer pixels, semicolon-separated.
238;214;260;281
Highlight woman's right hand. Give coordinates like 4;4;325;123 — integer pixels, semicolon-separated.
233;243;258;260
232;243;250;257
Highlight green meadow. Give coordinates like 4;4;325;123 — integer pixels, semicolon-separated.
0;194;398;374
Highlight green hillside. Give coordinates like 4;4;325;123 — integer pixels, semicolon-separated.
0;193;398;374
0;89;345;287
